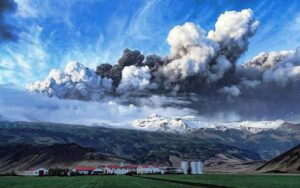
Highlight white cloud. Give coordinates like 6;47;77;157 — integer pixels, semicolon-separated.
220;85;241;97
15;0;38;18
26;61;112;100
117;65;153;93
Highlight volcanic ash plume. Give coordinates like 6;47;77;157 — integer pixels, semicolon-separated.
25;9;300;120
26;9;260;98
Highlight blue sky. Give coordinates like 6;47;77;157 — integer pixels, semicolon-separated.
0;0;300;86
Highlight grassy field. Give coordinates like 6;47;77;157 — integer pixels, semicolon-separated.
0;175;199;188
143;174;300;188
0;174;300;188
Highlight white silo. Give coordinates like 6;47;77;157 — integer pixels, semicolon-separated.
180;161;189;174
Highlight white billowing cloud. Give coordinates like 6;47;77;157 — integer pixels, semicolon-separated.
167;22;216;58
244;51;293;70
220;85;241;97
208;9;259;61
0;86;195;126
242;47;300;87
26;61;112;100
161;9;258;83
117;65;153;93
163;22;219;81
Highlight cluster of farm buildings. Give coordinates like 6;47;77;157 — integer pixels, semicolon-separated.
24;160;203;176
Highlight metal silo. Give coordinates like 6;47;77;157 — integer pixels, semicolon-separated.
180;161;189;174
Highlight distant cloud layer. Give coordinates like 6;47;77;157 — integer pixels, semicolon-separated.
0;85;195;126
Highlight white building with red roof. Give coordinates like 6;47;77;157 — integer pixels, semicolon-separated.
72;166;95;175
137;165;161;174
103;164;138;175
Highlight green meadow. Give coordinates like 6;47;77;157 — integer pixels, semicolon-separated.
143;174;300;188
0;174;300;188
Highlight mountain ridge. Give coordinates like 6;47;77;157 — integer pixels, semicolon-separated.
257;144;300;173
133;114;289;134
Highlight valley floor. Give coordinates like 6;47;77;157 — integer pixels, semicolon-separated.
0;174;300;188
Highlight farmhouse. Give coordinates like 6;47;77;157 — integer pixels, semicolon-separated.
72;166;95;175
136;165;161;174
24;168;48;176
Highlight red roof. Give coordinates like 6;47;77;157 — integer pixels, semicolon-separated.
105;165;121;169
74;166;95;171
138;164;160;168
124;165;138;169
139;165;150;168
103;164;138;169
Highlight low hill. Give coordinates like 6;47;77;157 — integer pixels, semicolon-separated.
257;144;300;173
0;143;126;173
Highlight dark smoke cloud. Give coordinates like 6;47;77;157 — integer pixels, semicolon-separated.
109;64;124;87
117;48;144;67
96;63;112;78
0;0;18;41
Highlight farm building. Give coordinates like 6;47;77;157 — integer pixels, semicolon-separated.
181;160;203;174
104;164;137;175
160;167;182;174
92;168;105;175
136;165;161;174
24;168;48;176
72;166;95;175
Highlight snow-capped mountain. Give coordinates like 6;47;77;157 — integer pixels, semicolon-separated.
133;114;286;134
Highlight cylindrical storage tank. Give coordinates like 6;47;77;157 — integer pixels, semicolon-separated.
190;161;196;174
190;161;203;174
197;161;203;174
181;161;189;174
